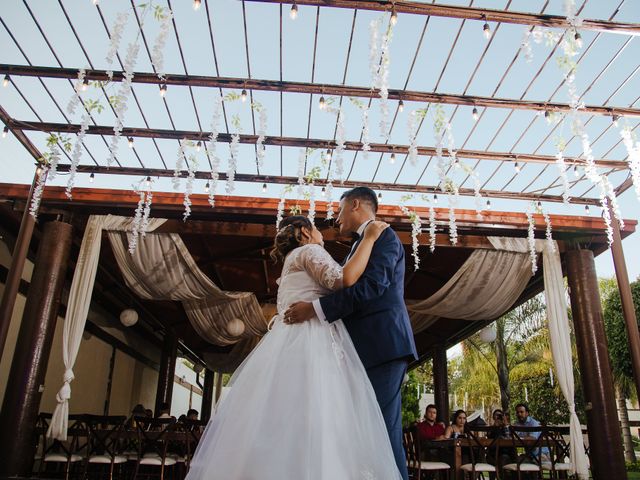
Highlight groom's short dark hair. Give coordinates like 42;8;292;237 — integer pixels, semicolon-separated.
340;187;378;213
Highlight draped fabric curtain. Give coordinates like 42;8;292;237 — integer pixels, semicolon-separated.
48;215;167;441
108;231;268;346
408;247;532;333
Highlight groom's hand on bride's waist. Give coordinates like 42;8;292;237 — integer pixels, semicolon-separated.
284;302;314;324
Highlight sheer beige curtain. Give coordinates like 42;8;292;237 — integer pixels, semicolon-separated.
48;215;166;441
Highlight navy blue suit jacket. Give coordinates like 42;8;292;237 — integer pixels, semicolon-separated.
319;227;418;369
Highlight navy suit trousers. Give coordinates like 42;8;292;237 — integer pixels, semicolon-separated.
366;359;409;480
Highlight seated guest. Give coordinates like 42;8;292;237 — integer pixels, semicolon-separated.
513;403;549;462
157;402;173;419
127;404;147;428
416;405;445;441
145;409;153;418
440;410;467;439
487;409;516;472
186;409;199;421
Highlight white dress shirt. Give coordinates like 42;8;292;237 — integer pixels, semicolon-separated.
312;220;372;322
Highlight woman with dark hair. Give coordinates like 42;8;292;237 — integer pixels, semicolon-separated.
441;410;468;440
187;216;402;480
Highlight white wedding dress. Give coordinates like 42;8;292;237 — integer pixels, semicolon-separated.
186;243;402;480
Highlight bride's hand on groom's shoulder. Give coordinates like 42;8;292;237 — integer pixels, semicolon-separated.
363;221;389;242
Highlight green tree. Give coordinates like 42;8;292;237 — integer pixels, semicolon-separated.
603;277;640;462
401;370;422;427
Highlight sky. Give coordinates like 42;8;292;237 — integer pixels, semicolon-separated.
0;0;638;282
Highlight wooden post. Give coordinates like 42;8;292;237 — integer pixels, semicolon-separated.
0;221;72;476
0;168;38;361
201;369;214;422
566;249;627;480
154;332;178;416
103;345;116;416
609;208;640;401
214;371;223;404
432;345;450;425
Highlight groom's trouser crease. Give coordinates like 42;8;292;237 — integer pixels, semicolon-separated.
366;359;409;480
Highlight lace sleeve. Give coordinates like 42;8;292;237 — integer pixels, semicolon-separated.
297;244;343;291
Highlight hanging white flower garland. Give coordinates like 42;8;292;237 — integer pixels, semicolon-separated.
276;187;288;229
407;110;419;167
227;133;240;194
130;190;146;254
29;166;48;219
105;11;130;80
256;105;268;169
428;204;437;253
206;92;223;207
66;68;86;116
335;108;346;181
361;106;370;160
526;209;537;275
307;184;316;224
173;138;188;190
297;148;306;198
65;112;91;199
542;208;556;253
399;196;421;271
150;8;173;80
183;154;197;221
620;125;640;200
325;180;335;220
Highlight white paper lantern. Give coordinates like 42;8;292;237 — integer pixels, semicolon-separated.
120;308;139;327
479;324;497;343
226;318;245;337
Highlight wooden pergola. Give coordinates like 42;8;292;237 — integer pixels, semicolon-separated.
0;0;639;478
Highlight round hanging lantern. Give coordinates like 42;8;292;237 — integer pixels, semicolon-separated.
120;308;139;327
479;324;497;343
226;318;245;337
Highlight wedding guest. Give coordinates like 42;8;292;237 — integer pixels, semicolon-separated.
157;402;173;419
187;409;199;421
416;405;445;441
513;403;549;462
127;404;147;428
487;409;516;473
440;410;467;439
145;409;153;418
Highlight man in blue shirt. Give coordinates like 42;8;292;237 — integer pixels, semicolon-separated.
514;403;549;463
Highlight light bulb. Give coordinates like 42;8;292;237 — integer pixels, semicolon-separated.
389;153;396;164
377;192;382;200
319;96;326;110
159;83;167;97
573;165;580;177
537;200;542;209
398;100;404;113
325;149;332;161
196;141;202;152
321;186;326;197
128;137;134;148
472;107;479;121
205;181;210;193
434;194;438;204
89;172;95;183
3;75;10;88
145;176;151;188
262;183;267;193
585;204;590;214
612;114;620;127
241;89;247;103
486;199;491;210
81;79;89;91
574;31;583;49
290;2;298;20
544;110;552;123
92;0;99;4
483;22;491;40
2;126;8;138
193;0;201;10
390;7;398;26
514;161;521;173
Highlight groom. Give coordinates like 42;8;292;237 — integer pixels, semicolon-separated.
285;186;418;480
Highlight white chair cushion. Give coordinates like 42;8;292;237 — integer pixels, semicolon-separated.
88;454;128;464
541;461;573;471
461;463;496;472
139;456;177;466
44;453;83;463
420;461;450;470
503;462;541;472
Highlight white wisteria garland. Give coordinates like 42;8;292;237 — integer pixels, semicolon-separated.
150;8;173;80
206;92;223;207
173;138;188;190
65;112;91;199
130;191;146;254
227;133;240;194
399;197;421;271
297;148;306;198
183;154;197;221
554;148;572;205
276;187;287;229
361;106;371;160
428;205;437;253
256;105;268;169
526;209;537;275
307;184;316;224
325;180;335;220
66;68;86;116
335;108;346;181
129;179;154;254
105;11;130;80
542;208;556;253
407;110;419;167
29;166;48;219
620;125;640;200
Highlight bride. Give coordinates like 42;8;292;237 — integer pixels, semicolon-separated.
186;215;402;480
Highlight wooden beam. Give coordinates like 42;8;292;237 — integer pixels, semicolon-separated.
246;1;640;35
2;64;638;119
8;118;628;171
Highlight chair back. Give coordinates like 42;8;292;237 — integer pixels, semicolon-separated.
41;414;88;461
464;428;499;465
133;417;177;464
84;414;126;460
510;425;545;468
403;429;421;480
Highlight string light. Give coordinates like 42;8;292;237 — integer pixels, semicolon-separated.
536;200;542;210
262;183;267;193
584;204;590;215
290;1;298;20
2;126;8;138
145;176;152;189
377;192;382;200
433;194;438;204
241;89;248;103
486;199;491;210
398;100;404;113
81;78;89;91
472;107;479;121
159;84;167;97
574;31;583;49
390;6;398;26
3;75;10;88
92;0;99;5
318;95;326;110
514;161;521;173
612;114;620;127
193;0;202;11
128;137;134;148
204;181;210;193
196;141;202;152
573;165;580;177
482;17;491;40
321;186;326;197
544;110;552;123
325;149;332;161
389;153;396;164
89;172;95;183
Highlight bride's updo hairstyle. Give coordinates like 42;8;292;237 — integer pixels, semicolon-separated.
270;215;312;263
